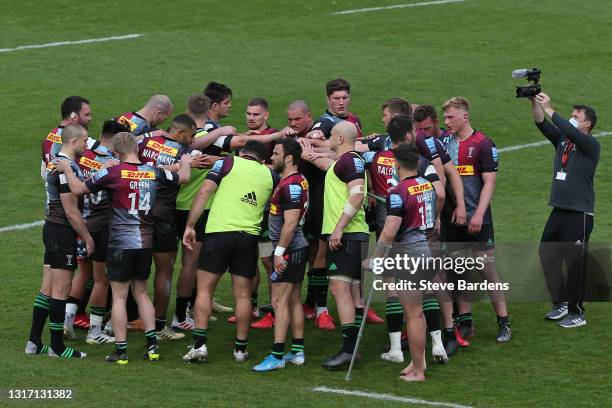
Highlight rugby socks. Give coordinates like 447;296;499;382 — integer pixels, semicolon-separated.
271;342;285;360
385;298;403;353
341;323;358;354
251;292;258;310
423;297;441;333
193;328;208;348
49;298;83;357
456;312;473;328
355;307;364;327
144;329;157;348
290;338;304;355
77;279;94;314
497;315;510;327
29;291;51;348
64;296;79;328
155;318;166;332
89;306;106;336
115;341;127;355
305;270;316;307
175;295;190;322
235;338;248;353
311;268;328;310
444;327;456;342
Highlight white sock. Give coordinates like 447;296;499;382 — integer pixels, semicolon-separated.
430;330;443;347
389;331;402;353
316;306;328;316
89;314;103;335
64;303;78;324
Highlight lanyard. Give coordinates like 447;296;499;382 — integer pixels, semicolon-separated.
561;139;574;169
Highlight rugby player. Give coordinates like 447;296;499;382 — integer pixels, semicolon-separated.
138;114;203;341
116;95;173;138
253;139;309;371
77;120;129;344
26;124;92;359
364;142;436;383
305;121;369;369
439;97;511;343
56;132;191;364
182;140;278;363
413;104;453;143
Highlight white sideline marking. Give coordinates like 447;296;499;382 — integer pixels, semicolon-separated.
0;220;44;233
333;0;465;15
0;34;142;53
312;386;473;408
0;131;609;233
497;131;612;153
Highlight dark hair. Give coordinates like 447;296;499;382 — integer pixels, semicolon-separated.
572;104;597;131
171;114;197;129
413;104;438;122
241;140;268;162
387;113;414;144
382;98;412;116
276;138;302;166
61;96;89;120
393;143;419;171
248;96;268;110
101;119;130;139
187;94;211;116
203;81;233;104
326;77;351;96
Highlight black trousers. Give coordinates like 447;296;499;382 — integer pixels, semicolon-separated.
539;208;594;315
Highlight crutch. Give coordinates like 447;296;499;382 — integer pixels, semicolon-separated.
345;269;377;382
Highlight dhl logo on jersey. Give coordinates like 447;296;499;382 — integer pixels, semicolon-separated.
118;116;137;132
270;203;278;215
146;140;178;156
377;156;395;167
455;165;474;176
46;133;62;144
46;161;56;170
408;183;433;195
120;170;155;180
300;179;309;190
79;156;103;170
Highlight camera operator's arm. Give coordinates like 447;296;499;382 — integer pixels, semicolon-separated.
531;97;562;147
536;93;599;155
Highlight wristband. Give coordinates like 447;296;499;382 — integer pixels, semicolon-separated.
274;246;286;257
343;202;358;217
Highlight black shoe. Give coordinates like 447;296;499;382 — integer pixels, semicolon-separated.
322;351;360;370
496;323;512;343
106;351;128;365
443;337;459;357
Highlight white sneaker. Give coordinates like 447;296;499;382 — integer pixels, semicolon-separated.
63;324;76;340
213;299;234;313
157;326;186;341
103;320;114;336
381;350;404;363
25;341;49;355
430;330;449;364
234;350;249;362
183;344;208;362
86;330;116;344
171;315;195;331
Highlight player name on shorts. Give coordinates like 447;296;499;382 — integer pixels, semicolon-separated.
373;279;510;292
47;133;62;143
455;165;475;176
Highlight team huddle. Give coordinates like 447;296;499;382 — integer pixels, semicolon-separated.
26;78;511;382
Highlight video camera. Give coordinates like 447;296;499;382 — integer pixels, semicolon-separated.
512;68;541;98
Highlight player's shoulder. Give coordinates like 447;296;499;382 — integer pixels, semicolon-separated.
473;130;495;146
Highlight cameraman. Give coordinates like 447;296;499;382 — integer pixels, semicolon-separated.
530;92;600;328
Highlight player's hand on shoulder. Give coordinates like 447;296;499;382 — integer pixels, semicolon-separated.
54;159;71;173
280;127;298;138
151;129;169;138
189;154;207;169
102;159;120;170
306;130;325;140
180;154;193;167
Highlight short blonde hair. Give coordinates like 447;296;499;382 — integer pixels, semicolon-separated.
112;132;138;156
442;97;470;113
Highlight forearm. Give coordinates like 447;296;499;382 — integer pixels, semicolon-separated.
66;208;92;241
277;218;298;250
64;170;90;196
432;159;446;186
475;180;495;216
334;193;363;232
445;165;465;208
531;99;545;123
551;112;599;154
178;163;191;184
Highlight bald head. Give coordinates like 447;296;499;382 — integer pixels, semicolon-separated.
60;124;88;156
333;121;358;144
141;95;173;126
287;100;310;114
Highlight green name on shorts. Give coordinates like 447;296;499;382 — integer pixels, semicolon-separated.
206;156;273;235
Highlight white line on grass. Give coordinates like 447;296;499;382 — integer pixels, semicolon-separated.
312;386;473;408
0;34;142;53
0;131;609;233
497;131;612;152
333;0;465;15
